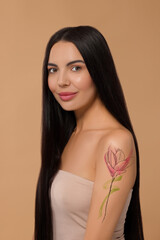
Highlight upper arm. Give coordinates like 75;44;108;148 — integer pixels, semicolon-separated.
83;130;137;240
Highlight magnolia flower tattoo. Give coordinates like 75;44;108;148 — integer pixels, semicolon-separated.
98;145;133;222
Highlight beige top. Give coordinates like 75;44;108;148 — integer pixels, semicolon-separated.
50;170;133;240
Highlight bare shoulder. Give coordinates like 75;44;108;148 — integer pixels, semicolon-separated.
97;127;135;150
95;127;136;167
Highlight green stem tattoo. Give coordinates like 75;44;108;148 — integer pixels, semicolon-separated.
102;177;115;222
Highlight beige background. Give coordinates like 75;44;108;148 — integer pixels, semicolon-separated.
0;0;160;239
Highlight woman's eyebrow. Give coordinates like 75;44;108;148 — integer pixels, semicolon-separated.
66;60;85;66
48;63;57;67
47;60;85;67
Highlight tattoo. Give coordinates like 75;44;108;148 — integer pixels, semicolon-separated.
98;145;133;222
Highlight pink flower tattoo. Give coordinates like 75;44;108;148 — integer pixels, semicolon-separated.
98;145;133;222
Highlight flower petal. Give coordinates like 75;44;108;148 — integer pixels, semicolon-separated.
106;162;116;177
107;147;117;167
115;149;132;172
104;154;116;177
116;149;125;162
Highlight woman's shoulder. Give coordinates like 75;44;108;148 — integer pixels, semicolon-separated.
102;126;133;144
95;126;135;161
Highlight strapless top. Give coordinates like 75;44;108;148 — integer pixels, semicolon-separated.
50;170;132;240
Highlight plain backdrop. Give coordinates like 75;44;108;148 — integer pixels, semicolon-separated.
0;0;160;239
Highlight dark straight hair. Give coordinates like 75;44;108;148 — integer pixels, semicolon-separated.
34;26;144;240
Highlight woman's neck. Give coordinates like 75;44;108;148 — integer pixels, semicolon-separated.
73;96;121;134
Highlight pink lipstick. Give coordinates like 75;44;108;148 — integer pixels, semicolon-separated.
58;92;78;101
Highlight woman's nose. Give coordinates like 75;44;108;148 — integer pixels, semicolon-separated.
57;71;70;86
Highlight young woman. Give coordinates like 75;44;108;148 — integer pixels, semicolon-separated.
34;26;144;240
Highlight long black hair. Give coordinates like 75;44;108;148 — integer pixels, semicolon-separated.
34;26;144;240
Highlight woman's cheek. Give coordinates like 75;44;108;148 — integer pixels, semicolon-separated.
48;77;56;93
72;74;93;90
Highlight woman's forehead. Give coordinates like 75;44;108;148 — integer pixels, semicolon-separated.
48;41;84;64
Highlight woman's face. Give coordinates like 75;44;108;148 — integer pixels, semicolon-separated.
47;41;98;112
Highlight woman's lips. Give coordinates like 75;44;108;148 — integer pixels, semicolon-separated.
58;92;78;101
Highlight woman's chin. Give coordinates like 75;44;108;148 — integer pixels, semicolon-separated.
59;103;77;111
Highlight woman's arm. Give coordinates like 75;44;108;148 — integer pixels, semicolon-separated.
83;129;137;240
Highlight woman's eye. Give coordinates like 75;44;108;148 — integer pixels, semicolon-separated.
72;66;81;72
48;68;57;73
